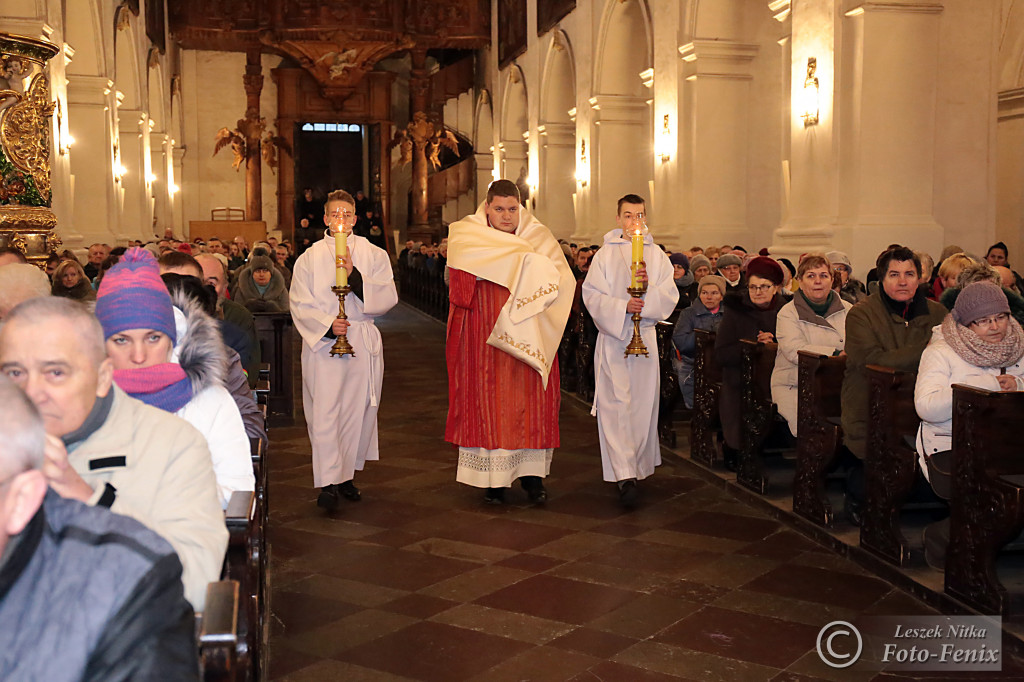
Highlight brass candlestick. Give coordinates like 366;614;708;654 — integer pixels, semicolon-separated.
625;281;649;358
330;285;355;357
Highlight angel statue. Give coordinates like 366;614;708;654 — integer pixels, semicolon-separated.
213;117;292;173
387;112;460;170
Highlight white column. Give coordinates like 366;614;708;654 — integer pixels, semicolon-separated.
537;122;575;239
67;76;121;246
474;151;494;206
677;40;759;247
589;94;651;236
150;131;172;236
172;144;186;238
498;139;528;186
118;108;153;243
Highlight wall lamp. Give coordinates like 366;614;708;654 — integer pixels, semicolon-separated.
659;114;672;163
801;57;819;126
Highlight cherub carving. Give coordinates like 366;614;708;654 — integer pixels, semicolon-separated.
387;112;460;170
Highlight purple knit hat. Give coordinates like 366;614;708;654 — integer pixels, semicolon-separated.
95;247;176;342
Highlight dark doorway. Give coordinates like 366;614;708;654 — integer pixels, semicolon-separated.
294;122;365;201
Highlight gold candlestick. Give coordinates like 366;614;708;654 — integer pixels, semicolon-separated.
625;281;649;358
330;285;355;357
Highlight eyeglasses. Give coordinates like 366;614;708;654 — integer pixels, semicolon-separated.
968;313;1009;329
748;284;775;293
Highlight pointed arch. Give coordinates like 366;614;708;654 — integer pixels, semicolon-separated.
594;0;652;97
474;89;494;152
539;31;576;126
500;65;528;139
114;14;143;111
66;0;108;77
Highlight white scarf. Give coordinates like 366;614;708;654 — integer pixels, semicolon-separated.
447;203;575;387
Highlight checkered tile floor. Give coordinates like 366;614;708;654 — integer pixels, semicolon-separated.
266;304;1023;681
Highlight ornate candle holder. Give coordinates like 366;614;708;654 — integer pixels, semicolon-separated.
625;280;649;358
330;285;355;357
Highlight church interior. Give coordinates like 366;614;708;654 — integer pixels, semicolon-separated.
4;0;1024;679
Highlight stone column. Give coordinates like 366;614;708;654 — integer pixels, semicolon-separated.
150;131;171;235
243;48;263;222
409;49;431;233
588;94;651;235
67;75;120;247
677;40;759;247
537;122;576;239
118;108;153;242
0;32;62;263
172;143;185;237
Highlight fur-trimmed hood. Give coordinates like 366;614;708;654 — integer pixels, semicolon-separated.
169;289;225;394
232;264;289;312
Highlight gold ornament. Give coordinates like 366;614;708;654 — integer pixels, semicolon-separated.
0;73;55;197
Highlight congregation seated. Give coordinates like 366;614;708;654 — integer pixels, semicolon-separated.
0;296;227;609
914;282;1024;569
841;246;947;523
771;254;852;437
685;255;713;303
672;274;725;409
939;260;1024;326
0;377;199;680
669;252;693;314
0;262;50;319
195;253;262;389
826;250;867;305
97;248;255;509
714;256;786;468
164;273;268;448
716;253;745;293
51;259;95;304
231;249;290;313
986;240;1024;292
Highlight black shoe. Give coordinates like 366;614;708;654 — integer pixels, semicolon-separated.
483;487;505;505
618;479;639;508
338;480;361;502
316;485;340;511
722;445;738;472
844;494;863;527
520;476;547;503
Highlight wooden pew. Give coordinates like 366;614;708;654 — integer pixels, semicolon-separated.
252;312;294;425
946;384;1024;615
656;321;679;447
792;352;847;526
258;363;270;382
690;329;722;467
737;339;778;494
860;366;920;566
199;580;240;682
254;379;270;406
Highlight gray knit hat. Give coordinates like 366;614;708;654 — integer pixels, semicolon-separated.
248;253;275;274
953;281;1009;326
690;254;711;273
717;253;743;270
825;250;852;272
698;274;727;298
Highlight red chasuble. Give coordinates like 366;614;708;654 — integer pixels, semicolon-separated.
445;268;561;449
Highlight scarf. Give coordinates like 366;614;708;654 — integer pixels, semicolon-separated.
941;314;1024;369
881;286;929;320
447;203;575;387
62;389;114;452
113;362;193;413
800;290;834;317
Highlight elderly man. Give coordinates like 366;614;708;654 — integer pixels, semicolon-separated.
0;263;50;319
196;253;262;388
83;243;110;281
716;253;744;291
0;377;198;680
0;297;227;609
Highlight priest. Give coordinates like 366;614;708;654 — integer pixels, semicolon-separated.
290;189;398;511
445;180;575;504
582;194;678;506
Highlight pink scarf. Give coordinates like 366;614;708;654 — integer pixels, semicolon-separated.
113;362;193;413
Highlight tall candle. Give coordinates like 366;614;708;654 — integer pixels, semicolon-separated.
334;225;348;287
630;228;644;288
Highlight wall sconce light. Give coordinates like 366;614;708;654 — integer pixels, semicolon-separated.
575;139;589;187
801;57;819;127
659;114;672;163
146;172;157;184
170;182;180;195
65;134;75;148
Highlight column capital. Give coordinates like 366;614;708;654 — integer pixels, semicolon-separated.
538;123;574;147
588;95;648;122
67;76;114;105
679;41;759;80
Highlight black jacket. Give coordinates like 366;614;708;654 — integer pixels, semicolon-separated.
0;490;198;681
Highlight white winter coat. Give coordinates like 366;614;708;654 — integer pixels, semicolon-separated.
771;292;852;436
170;292;255;507
914;323;1024;477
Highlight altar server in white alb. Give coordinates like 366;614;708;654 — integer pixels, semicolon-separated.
582;194;678;506
290;189;398;511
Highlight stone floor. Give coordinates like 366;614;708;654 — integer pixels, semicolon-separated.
266;304;1023;681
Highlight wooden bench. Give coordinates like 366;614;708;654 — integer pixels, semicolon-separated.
946;384;1024;615
860;365;920;566
258;363;270;382
736;339;778;494
252;312;295;425
222;490;258;681
199;580;240;681
792;352;847;527
254;380;271;406
657;321;680;448
690;329;721;467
